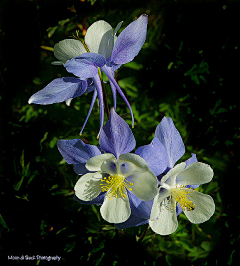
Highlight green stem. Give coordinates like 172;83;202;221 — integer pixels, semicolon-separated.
138;224;150;243
98;67;110;119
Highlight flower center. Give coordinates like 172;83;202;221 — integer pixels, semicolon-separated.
101;174;133;200
169;185;195;211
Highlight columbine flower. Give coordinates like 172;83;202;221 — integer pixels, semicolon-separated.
149;162;215;235
28;15;148;136
57;108;159;223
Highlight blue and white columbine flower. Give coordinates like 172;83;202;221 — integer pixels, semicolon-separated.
149;162;215;235
143;117;215;235
29;15;148;136
57;108;160;223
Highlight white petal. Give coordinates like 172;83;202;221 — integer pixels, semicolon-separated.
150;188;170;220
149;194;160;220
128;169;158;201
176;162;214;186
119;153;149;173
54;39;86;63
100;192;131;223
74;172;103;201
85;20;114;58
149;198;178;235
86;153;116;172
161;162;186;185
183;190;215;224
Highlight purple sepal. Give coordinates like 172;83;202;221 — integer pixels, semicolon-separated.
115;214;149;229
110;14;148;66
99;108;136;159
57;139;101;165
135;137;168;176
155;117;185;169
73;163;89;175
64;53;106;79
28;77;87;105
74;192;105;205
185;153;198;167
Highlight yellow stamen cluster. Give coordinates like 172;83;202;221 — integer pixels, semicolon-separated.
169;185;195;211
101;174;133;200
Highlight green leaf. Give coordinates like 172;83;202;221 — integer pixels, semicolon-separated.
58;18;70;27
201;241;212;251
40;220;47;231
95;252;105;266
0;214;9;230
26;170;39;186
165;255;172;266
22;162;30;177
47;26;58;38
124;61;143;70
49;184;58;190
50;137;58;148
56;226;68;235
91;205;101;222
204;181;218;194
40;132;48;151
184;64;198;76
87;0;97;5
20;150;25;168
40;132;48;144
118;78;138;98
210;99;222;115
191;74;200;85
92;241;104;253
217;107;227;114
14;176;24;191
64;242;76;252
228;250;235;265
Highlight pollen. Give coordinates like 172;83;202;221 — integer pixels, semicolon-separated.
100;174;133;200
169;185;195;211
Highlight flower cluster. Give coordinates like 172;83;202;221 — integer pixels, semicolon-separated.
29;15;215;235
57;109;215;235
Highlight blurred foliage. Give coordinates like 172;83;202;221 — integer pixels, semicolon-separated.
1;0;240;265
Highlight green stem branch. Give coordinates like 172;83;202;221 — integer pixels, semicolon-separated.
98;68;110;119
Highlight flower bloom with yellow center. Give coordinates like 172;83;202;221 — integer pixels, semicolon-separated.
74;153;158;223
149;162;215;235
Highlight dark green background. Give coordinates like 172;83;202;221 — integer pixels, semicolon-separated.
0;0;239;265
